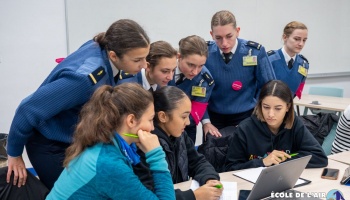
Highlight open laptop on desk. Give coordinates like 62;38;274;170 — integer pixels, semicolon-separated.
239;155;314;200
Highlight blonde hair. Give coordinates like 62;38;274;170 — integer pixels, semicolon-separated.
211;10;237;30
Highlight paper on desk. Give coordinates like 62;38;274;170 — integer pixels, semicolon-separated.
232;167;307;186
190;180;237;200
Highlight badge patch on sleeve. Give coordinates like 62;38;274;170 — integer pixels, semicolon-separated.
88;66;106;85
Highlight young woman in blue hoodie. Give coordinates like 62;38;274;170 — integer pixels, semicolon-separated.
225;80;328;171
47;83;175;200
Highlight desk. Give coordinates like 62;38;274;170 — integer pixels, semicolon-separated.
174;159;350;199
294;94;350;116
328;151;350;165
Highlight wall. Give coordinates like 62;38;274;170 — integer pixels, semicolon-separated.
0;0;67;134
65;0;350;75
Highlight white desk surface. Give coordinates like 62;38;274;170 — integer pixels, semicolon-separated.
174;159;350;199
294;94;350;112
328;151;350;165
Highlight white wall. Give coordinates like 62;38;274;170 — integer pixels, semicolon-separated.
0;0;67;134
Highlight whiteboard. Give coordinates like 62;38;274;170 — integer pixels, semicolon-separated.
65;0;350;76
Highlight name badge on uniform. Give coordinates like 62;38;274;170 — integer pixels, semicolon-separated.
191;86;206;97
298;65;308;77
243;49;257;66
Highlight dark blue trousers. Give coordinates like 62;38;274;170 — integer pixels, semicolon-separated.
25;130;70;190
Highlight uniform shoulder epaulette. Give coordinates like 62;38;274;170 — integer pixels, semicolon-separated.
88;66;106;85
202;72;214;86
206;41;215;46
119;71;134;80
246;41;261;50
299;54;309;64
267;50;275;56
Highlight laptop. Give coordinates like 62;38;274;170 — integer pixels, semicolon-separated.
246;155;312;200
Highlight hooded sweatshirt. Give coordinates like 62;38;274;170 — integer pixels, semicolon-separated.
225;115;328;171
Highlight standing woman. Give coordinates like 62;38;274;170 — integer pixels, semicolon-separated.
118;40;178;91
6;19;150;190
204;10;275;136
268;21;309;99
225;80;327;171
170;35;219;143
47;83;174;199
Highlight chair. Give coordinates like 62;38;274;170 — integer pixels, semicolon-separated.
321;123;337;156
303;86;344;116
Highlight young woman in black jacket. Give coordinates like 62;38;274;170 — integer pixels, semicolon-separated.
225;80;328;171
134;86;223;200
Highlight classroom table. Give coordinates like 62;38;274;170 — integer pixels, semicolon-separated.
174;159;350;199
328;151;350;165
294;94;350;116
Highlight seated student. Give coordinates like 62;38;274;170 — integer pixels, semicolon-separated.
331;104;350;154
47;83;175;200
225;80;328;171
134;86;223;200
268;21;309;99
118;41;177;91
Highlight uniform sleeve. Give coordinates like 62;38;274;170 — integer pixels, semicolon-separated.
190;75;215;123
225;126;265;171
99;147;175;200
290;117;328;168
185;133;220;185
255;46;276;91
7;71;93;156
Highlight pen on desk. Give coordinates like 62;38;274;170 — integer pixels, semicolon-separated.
214;184;222;189
289;153;299;157
123;133;139;138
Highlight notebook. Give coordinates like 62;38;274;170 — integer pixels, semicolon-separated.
233;155;312;200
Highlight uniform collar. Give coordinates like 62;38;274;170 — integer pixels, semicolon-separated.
282;46;296;64
141;69;157;90
219;38;238;55
109;59;119;77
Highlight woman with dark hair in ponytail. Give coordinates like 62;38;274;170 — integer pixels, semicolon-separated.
6;19;150;190
47;83;175;199
134;86;222;200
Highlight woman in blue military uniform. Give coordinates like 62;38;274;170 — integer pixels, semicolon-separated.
6;19;150;190
267;21;309;99
117;40;177;92
169;35;218;143
204;10;276;137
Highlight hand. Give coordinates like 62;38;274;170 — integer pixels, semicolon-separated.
194;180;223;200
135;130;160;153
203;123;222;140
262;150;291;167
7;156;27;187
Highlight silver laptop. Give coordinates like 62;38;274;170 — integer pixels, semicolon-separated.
246;155;312;200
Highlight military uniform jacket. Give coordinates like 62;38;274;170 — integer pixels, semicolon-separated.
205;39;276;115
268;48;309;98
8;40;114;156
169;66;214;124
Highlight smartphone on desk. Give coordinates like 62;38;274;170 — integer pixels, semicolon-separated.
321;168;339;180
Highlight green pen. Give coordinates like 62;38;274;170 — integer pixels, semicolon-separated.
214;184;222;189
123;133;139;138
289;153;299;157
